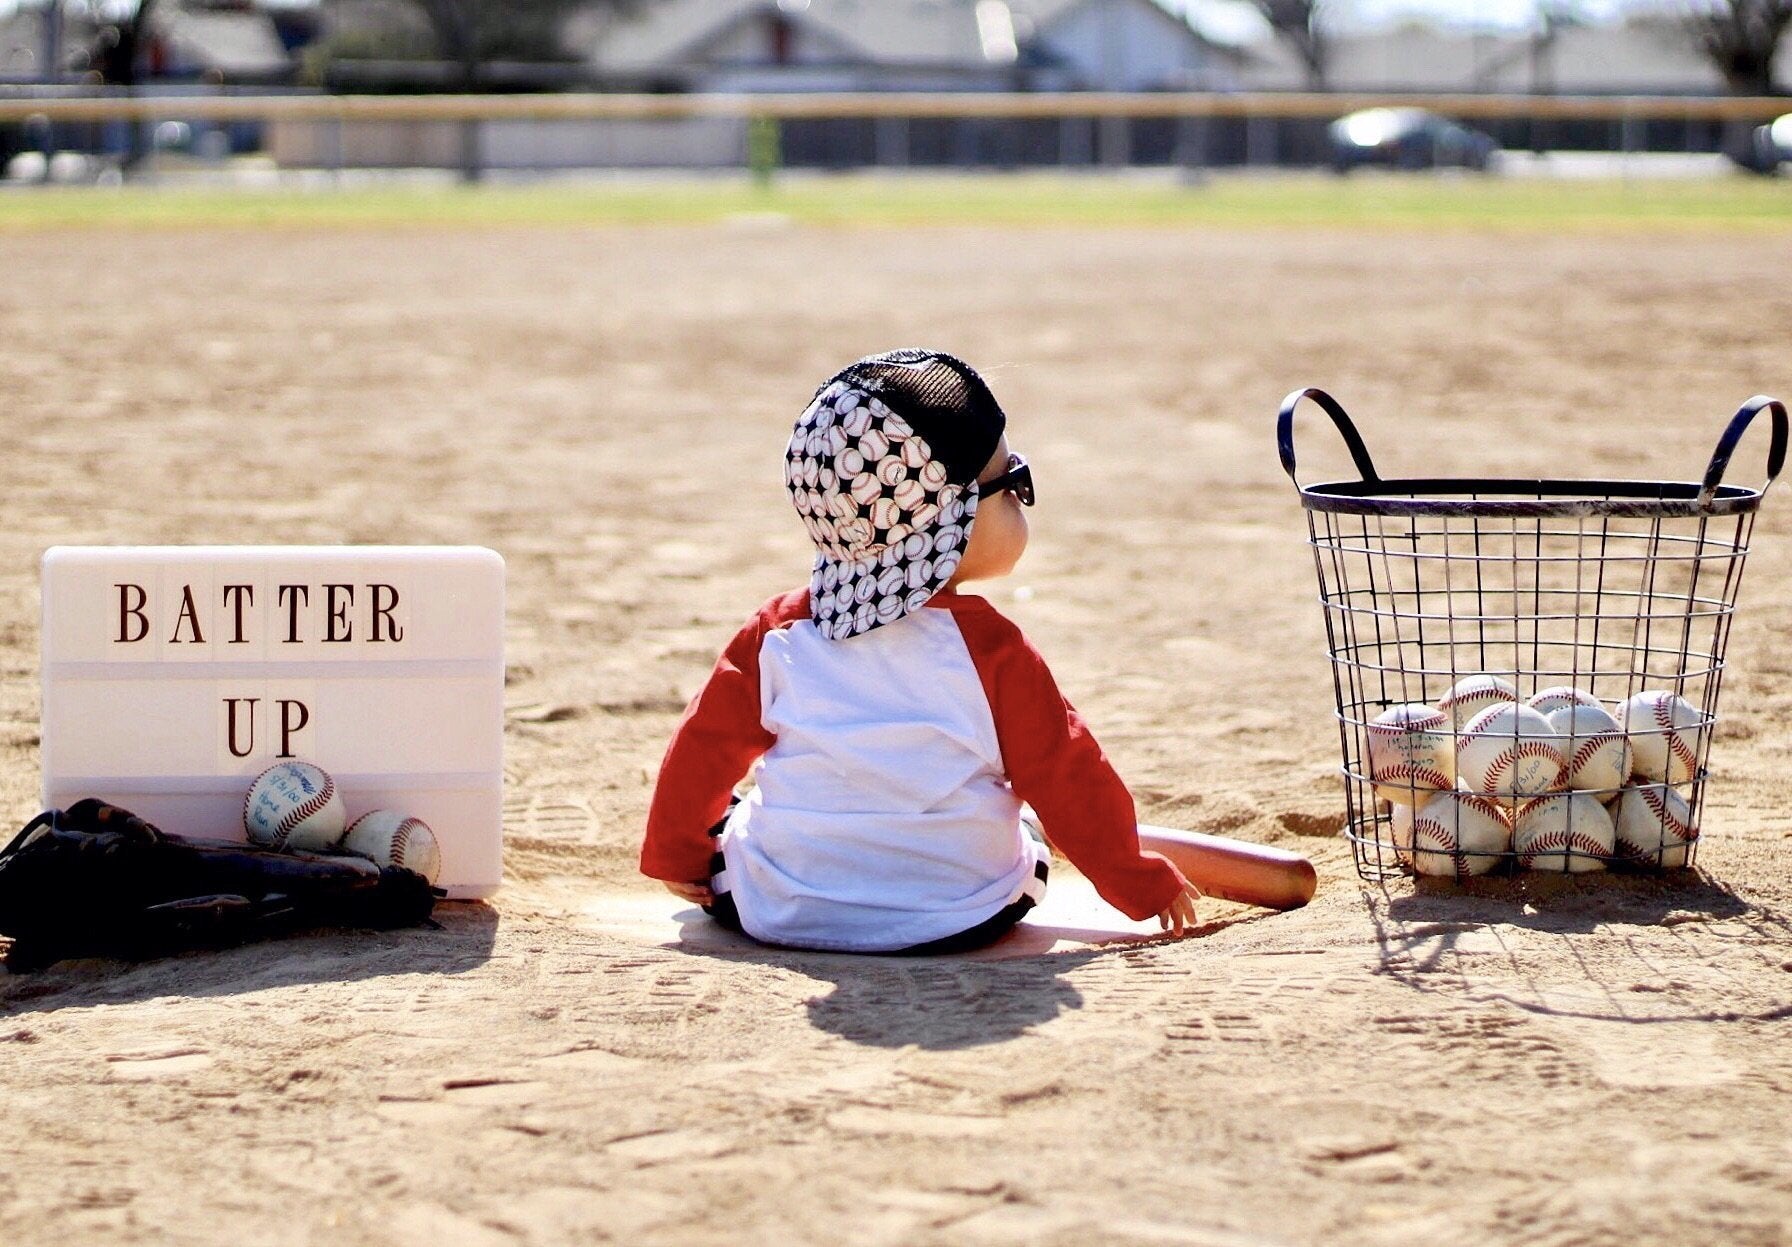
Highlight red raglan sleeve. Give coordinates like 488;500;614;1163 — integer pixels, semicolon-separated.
951;599;1183;922
639;590;807;883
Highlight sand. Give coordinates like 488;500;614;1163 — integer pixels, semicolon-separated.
2;219;1791;1246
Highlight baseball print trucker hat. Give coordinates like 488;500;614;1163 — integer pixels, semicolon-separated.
786;349;1008;641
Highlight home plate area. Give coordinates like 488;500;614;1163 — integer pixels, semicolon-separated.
583;874;1183;960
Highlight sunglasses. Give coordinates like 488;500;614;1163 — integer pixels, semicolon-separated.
981;454;1035;506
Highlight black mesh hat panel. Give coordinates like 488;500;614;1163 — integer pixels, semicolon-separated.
819;349;1006;486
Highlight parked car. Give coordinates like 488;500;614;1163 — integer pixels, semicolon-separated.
1329;108;1500;173
1729;113;1791;174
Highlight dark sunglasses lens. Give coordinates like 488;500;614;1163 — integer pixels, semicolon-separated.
982;455;1034;505
1014;463;1034;506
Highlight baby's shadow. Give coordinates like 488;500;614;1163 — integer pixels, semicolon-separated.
669;909;1164;1051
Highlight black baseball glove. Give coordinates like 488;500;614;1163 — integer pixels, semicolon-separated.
0;799;437;971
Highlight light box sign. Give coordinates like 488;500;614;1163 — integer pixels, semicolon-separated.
41;546;505;899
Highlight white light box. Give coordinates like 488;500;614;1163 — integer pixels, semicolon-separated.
41;546;505;899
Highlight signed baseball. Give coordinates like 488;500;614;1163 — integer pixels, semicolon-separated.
1455;704;1567;808
1437;674;1518;732
1366;703;1455;806
1512;793;1614;872
1409;789;1511;878
342;809;442;885
1612;785;1697;868
1547;703;1634;797
1617;690;1703;786
244;761;346;853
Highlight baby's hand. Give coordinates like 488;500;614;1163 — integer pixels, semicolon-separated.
1142;852;1202;937
663;880;714;906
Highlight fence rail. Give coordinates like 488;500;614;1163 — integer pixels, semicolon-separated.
0;90;1787;126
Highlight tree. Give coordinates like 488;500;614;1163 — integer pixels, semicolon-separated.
1682;0;1791;95
380;0;649;180
89;0;160;88
1251;0;1329;90
411;0;588;85
84;0;163;170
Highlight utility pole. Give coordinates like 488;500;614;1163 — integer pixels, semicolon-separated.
43;0;64;83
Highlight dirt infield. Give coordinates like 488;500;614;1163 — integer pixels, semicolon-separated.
2;219;1791;1245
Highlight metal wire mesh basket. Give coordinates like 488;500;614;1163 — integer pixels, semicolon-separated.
1279;388;1787;881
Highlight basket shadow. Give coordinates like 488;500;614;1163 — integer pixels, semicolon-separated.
1381;868;1753;934
0;901;499;1018
1364;870;1792;1024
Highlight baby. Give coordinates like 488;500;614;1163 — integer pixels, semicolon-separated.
640;349;1200;953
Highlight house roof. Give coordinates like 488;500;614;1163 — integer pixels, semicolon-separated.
586;0;983;72
581;0;1214;73
153;7;294;78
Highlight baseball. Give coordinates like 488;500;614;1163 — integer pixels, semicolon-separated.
1387;802;1416;868
1437;674;1517;732
342;810;442;885
244;761;347;853
1365;703;1454;807
1409;790;1511;878
1547;703;1634;796
1527;686;1603;717
1612;785;1697;868
1617;690;1703;785
1512;793;1614;872
1454;703;1566;807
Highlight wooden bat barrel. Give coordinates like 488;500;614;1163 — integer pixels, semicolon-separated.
1137;825;1317;911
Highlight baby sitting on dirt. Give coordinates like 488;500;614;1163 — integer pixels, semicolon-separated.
640;349;1200;953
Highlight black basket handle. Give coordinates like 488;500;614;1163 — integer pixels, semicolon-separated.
1699;395;1787;509
1277;387;1380;491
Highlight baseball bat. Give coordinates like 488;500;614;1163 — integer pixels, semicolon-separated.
1137;825;1317;911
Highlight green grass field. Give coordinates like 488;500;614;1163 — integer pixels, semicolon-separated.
0;171;1788;231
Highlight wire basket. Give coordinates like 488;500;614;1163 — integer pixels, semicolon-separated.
1279;388;1787;881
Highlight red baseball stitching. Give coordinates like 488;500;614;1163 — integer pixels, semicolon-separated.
391;817;420;870
244;763;335;850
1481;741;1565;798
277;770;336;840
1612;835;1689;864
1568;731;1623;779
1517;828;1610;867
1373;761;1452;790
1410;796;1507;876
1369;710;1448;734
1635;785;1696;841
1441;689;1510;721
1651;699;1701;778
1408;815;1467;876
1531;689;1597;714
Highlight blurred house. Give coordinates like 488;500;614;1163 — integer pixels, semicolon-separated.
1238;21;1792;95
573;0;1242;92
0;6;88;83
279;0;1246;171
155;3;296;84
0;1;293;86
